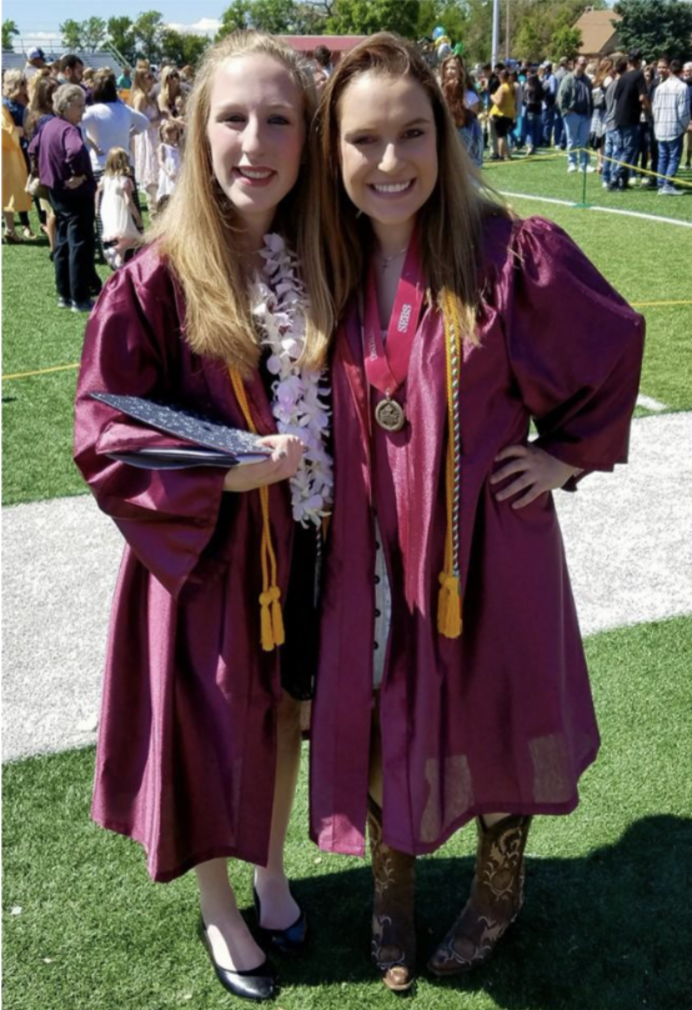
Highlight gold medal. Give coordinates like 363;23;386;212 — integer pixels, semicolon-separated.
374;396;406;432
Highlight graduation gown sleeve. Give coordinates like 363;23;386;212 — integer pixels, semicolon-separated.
504;217;645;485
74;257;229;601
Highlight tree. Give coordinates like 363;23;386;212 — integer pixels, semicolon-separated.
613;0;692;62
417;1;471;47
81;16;108;50
548;25;583;62
133;10;166;61
217;1;254;37
2;19;20;51
107;17;137;64
326;0;420;38
160;29;211;66
60;19;84;50
514;19;546;63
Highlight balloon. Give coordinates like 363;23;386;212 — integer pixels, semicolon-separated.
436;42;452;59
432;26;446;40
453;42;465;56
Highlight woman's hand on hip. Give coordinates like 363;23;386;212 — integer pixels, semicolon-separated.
223;434;305;493
490;443;582;509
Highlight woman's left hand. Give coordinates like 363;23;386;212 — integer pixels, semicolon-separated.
490;443;582;509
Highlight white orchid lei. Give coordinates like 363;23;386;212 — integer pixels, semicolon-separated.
250;233;333;529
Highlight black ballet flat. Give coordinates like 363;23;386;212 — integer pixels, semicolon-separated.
253;887;308;956
199;919;278;1002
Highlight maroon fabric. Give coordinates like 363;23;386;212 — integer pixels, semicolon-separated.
310;215;645;857
74;247;295;882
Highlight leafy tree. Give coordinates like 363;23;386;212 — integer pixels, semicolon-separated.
514;19;546;63
81;16;108;50
251;0;300;33
133;10;165;61
417;0;470;45
60;19;84;50
548;25;583;62
326;0;420;38
217;1;254;37
2;19;20;51
613;0;692;62
160;29;211;66
107;17;137;64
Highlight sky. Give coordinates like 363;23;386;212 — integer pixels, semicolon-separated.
2;3;227;48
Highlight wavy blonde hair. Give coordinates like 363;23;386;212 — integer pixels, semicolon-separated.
131;67;156;111
315;33;509;343
148;31;332;374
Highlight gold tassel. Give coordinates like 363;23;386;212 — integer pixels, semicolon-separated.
437;292;464;640
229;369;285;652
438;573;462;638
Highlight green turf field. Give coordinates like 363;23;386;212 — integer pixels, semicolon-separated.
4;616;691;1010
3;155;692;506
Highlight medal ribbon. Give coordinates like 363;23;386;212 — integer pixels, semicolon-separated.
363;232;425;398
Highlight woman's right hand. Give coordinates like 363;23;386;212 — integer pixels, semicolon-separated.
223;434;305;493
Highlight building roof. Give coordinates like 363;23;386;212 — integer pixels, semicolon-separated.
574;9;622;56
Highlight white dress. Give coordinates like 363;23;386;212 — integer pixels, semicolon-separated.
99;175;140;242
156;143;181;200
133;104;159;190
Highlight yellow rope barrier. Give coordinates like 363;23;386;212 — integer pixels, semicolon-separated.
2;363;79;381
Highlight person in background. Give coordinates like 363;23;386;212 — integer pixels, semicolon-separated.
24;47;46;81
313;44;334;77
156;118;182;203
440;56;483;166
509;68;523;151
2;103;32;243
602;57;626;190
82;71;150;179
96;146;143;268
158;66;183;119
611;50;649;189
637;62;658;187
131;66;163;215
116;66;132;90
682;62;692;168
489;68;515;160
2;69;37;238
652;58;691;195
558;55;594;173
523;65;544;155
590;57;614;175
59;55;85;90
25;73;59;255
486;61;504;159
552;56;570;148
29;83;101;312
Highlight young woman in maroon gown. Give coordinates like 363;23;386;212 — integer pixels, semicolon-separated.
74;32;333;1002
310;34;645;991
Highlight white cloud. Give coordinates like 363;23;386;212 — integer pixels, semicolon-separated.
165;18;221;38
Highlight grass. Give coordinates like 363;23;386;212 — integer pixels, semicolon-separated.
3;616;691;1010
3;159;692;506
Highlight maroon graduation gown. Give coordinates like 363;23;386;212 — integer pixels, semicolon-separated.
74;246;295;882
310;215;645;857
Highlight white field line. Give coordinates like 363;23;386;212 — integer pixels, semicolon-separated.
637;394;668;412
499;190;692;229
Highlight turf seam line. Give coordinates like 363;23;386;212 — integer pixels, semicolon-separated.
499;190;692;229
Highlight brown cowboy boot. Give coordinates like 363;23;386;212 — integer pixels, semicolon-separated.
428;814;532;976
368;800;417;991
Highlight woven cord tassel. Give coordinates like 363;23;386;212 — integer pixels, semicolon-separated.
437;293;463;639
229;368;284;651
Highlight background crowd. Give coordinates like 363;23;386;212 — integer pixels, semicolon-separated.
2;40;691;314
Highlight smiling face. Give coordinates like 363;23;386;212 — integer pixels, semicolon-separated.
337;72;438;249
207;53;306;242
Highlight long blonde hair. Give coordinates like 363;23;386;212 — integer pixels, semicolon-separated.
131;67;156;111
148;31;332;373
315;33;508;342
158;65;181;113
